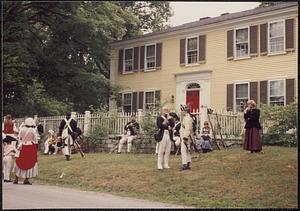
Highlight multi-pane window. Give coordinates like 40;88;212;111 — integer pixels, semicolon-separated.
269;80;285;106
123;93;132;113
145;91;155;109
124;48;133;72
269;21;284;53
146;44;156;69
235;83;249;112
235;27;249;58
187;37;198;64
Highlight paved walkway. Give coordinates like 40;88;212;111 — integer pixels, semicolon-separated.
3;183;189;209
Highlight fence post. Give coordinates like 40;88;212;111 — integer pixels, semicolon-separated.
137;109;143;123
71;112;76;119
84;110;91;136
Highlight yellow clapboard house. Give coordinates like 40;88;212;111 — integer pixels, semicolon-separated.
109;2;298;117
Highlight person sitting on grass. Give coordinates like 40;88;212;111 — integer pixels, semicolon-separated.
200;121;213;153
43;130;59;155
117;115;140;154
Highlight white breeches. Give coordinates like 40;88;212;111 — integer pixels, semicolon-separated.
180;135;191;165
155;142;159;154
157;130;171;169
3;155;14;180
62;136;73;156
118;135;136;153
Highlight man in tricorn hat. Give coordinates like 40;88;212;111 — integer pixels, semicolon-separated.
179;105;193;171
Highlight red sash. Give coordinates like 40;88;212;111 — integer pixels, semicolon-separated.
16;143;38;170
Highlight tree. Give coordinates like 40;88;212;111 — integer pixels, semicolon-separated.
3;1;173;117
116;1;173;35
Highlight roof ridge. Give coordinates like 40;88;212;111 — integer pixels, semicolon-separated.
113;2;298;44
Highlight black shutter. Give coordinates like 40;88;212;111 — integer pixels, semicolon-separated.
138;92;144;109
180;39;186;65
133;47;139;72
140;46;145;71
199;35;206;63
286;78;295;104
118;49;123;74
250;25;258;56
260;81;268;105
155;90;161;105
250;82;258;104
132;92;137;112
227;30;234;60
260;24;268;55
226;84;233;111
156;43;162;69
285;19;295;51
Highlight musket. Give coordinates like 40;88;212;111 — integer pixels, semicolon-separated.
75;135;85;157
207;108;221;150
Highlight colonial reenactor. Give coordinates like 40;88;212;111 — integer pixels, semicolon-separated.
2;114;19;147
169;112;181;153
156;106;175;170
243;100;263;153
44;130;58;155
3;137;17;182
117;115;140;153
14;117;38;185
200;121;213;153
58;112;78;161
179;105;193;171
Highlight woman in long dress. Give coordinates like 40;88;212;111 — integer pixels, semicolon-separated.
14;117;38;185
243;100;262;153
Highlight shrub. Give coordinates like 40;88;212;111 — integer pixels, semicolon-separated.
140;105;160;144
260;102;297;147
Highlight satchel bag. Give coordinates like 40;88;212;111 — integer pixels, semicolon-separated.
154;130;160;142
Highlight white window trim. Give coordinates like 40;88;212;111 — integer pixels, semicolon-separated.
123;47;134;74
143;90;157;109
144;43;157;72
234;82;250;112
268;79;286;106
267;19;286;55
122;92;133;113
185;36;198;65
233;26;250;60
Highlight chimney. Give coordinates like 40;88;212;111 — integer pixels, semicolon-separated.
221;12;230;16
199;17;211;21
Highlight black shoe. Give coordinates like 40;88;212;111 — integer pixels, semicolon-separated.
187;162;191;170
65;155;71;161
180;164;188;171
4;179;12;183
23;180;32;185
117;152;121;154
13;181;18;184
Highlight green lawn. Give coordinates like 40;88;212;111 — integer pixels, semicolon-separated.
35;146;297;208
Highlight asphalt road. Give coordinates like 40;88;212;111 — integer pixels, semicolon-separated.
3;183;189;209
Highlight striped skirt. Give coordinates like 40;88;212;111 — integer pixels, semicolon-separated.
14;163;38;178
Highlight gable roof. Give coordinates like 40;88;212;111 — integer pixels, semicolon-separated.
112;2;298;45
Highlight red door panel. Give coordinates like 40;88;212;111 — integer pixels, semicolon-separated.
186;90;200;112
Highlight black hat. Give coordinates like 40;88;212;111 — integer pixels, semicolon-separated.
180;105;190;113
169;112;179;121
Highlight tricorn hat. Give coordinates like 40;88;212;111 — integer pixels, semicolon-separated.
25;117;35;127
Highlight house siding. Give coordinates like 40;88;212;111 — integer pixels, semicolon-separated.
111;14;297;111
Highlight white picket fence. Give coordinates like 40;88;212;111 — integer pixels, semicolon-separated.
12;109;245;139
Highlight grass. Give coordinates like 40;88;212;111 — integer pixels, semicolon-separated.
34;146;297;208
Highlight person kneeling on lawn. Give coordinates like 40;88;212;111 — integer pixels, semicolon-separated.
117;115;140;153
44;130;59;155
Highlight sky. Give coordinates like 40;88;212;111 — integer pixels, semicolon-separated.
169;2;261;26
